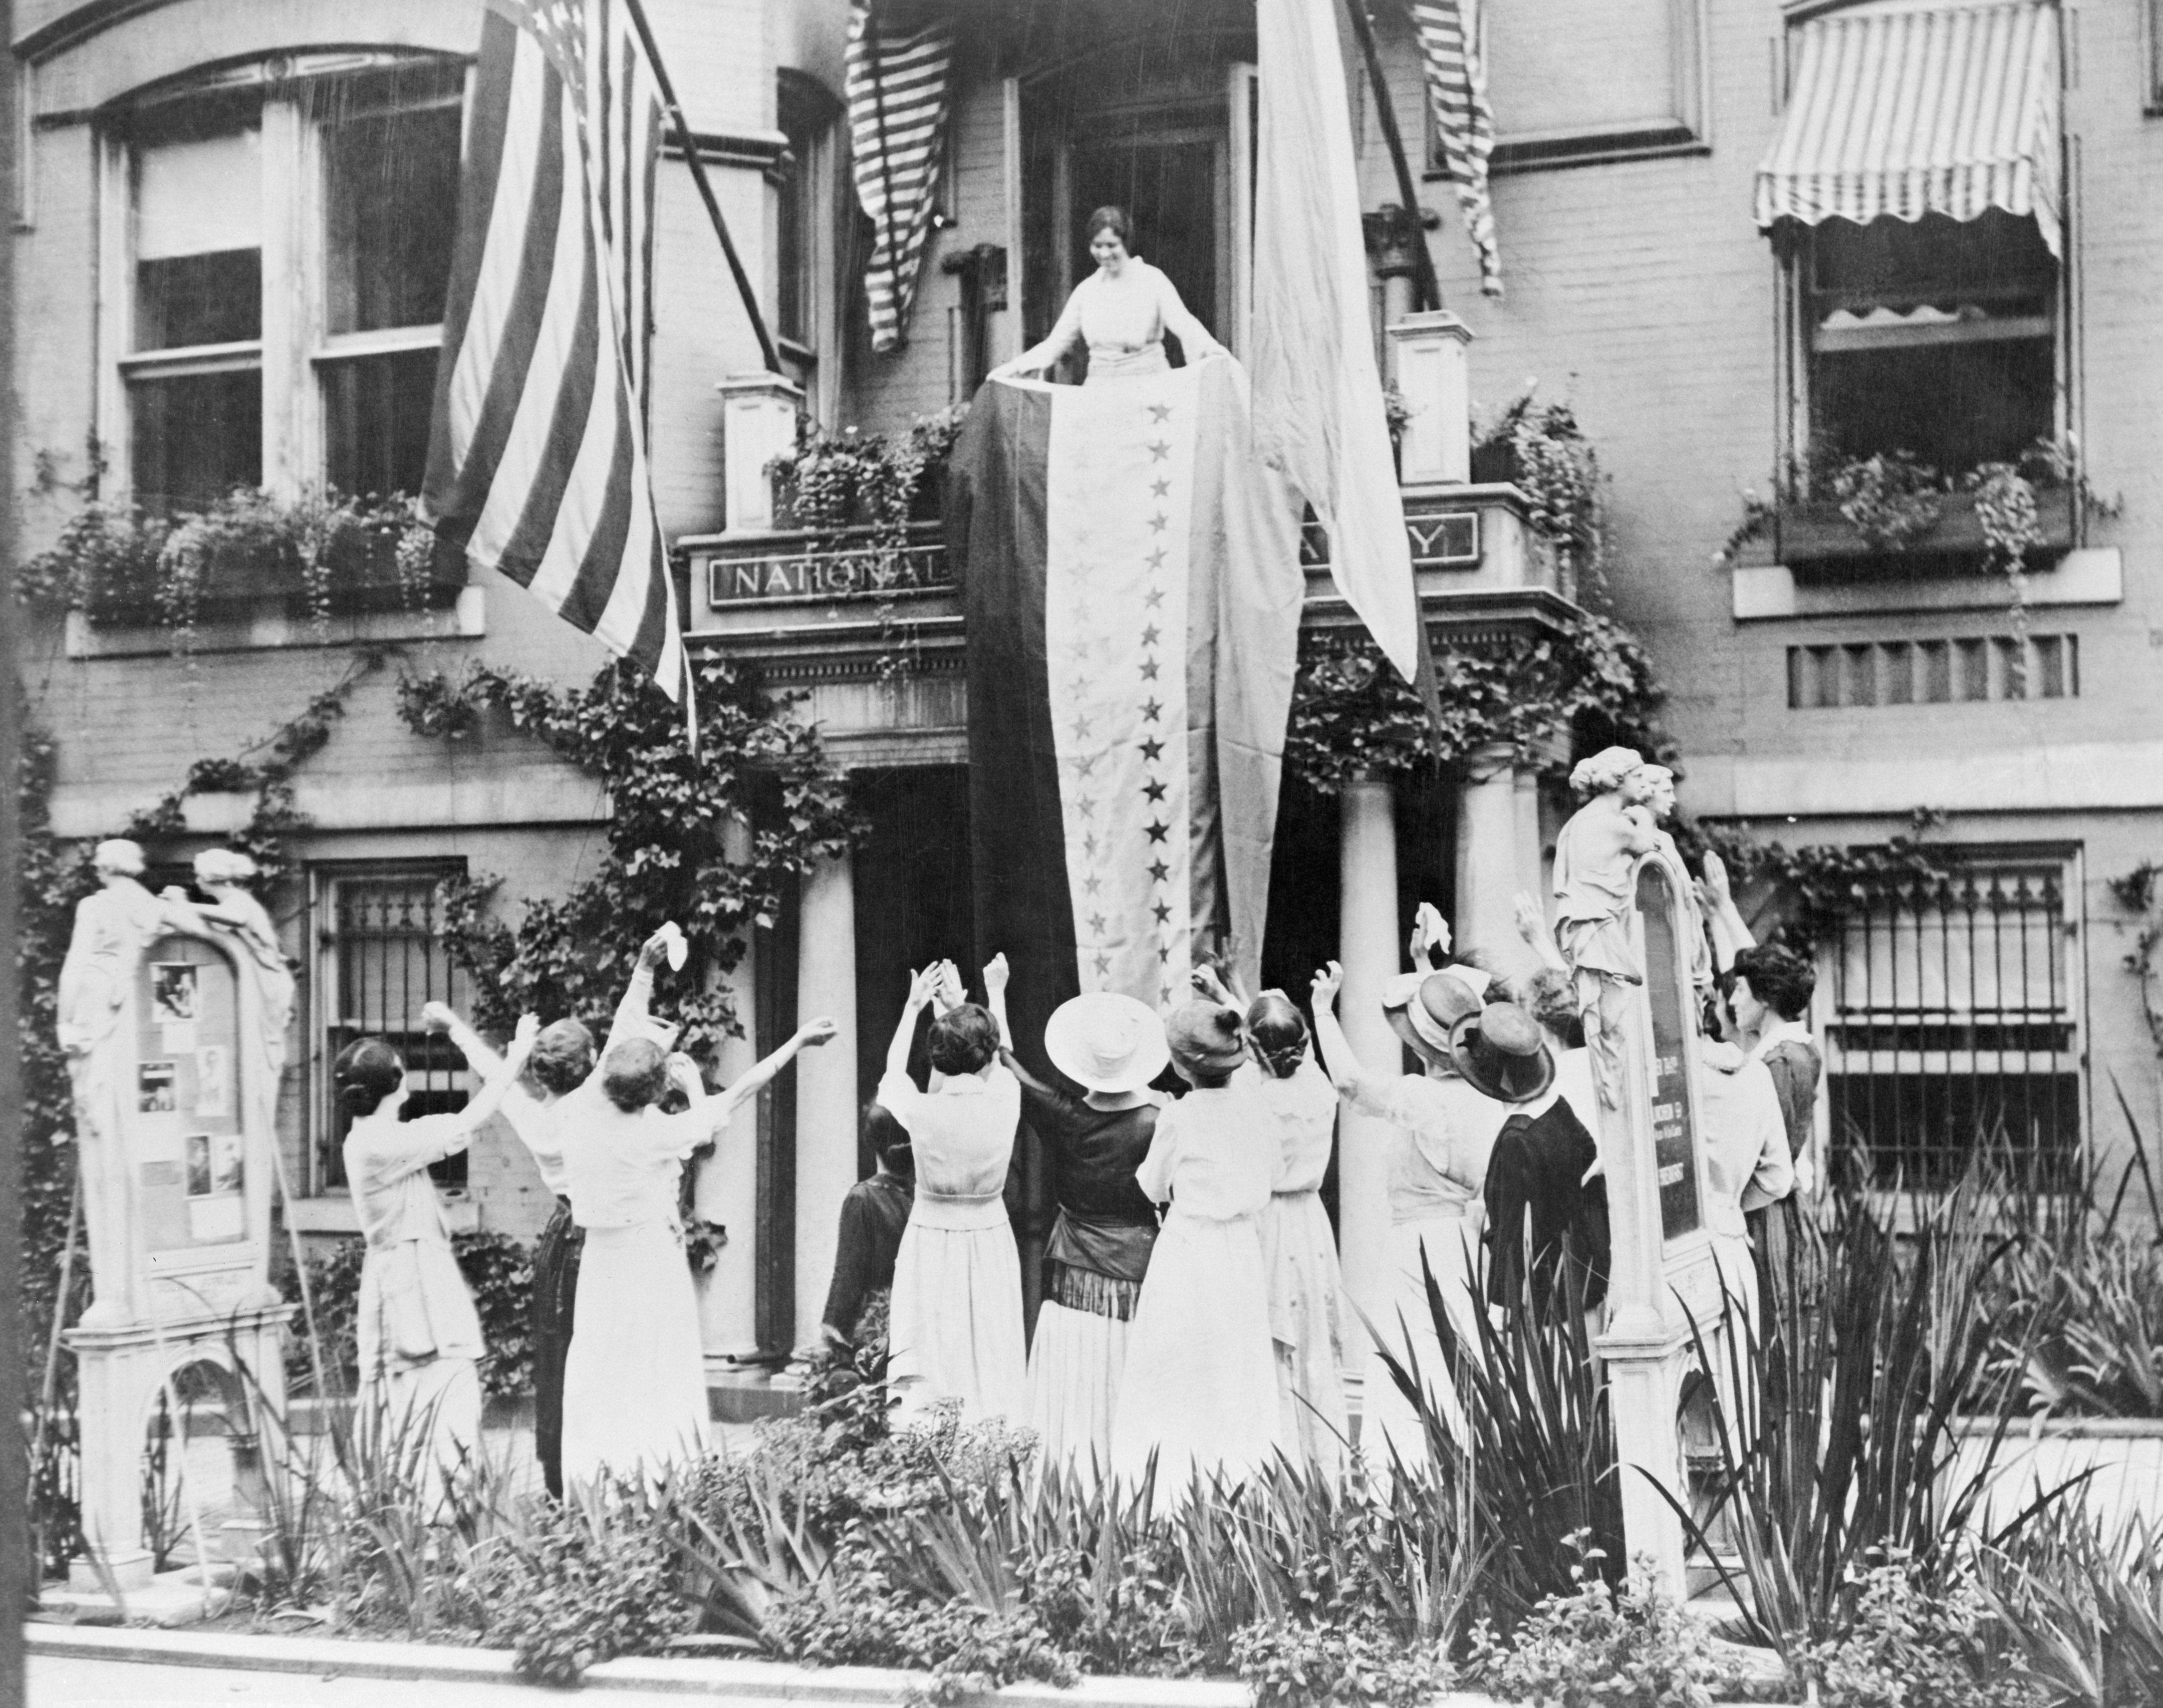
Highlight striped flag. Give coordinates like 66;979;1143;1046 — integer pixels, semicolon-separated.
947;363;1305;1055
424;0;684;701
1411;0;1504;297
845;0;954;354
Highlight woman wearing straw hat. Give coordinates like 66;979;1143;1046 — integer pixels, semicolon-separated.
987;961;1168;1477
1310;927;1514;1469
1108;1001;1284;1501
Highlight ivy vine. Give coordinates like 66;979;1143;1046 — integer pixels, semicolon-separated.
394;654;861;1058
1686;810;1956;953
2109;861;2163;1061
1283;606;1665;793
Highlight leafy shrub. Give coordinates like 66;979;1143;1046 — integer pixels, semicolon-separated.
1232;1619;1453;1708
1979;1507;2163;1708
472;1491;695;1686
1467;1542;1744;1708
1808;1565;2039;1708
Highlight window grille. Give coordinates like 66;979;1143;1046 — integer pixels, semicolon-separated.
1787;633;2077;708
1821;858;2081;1192
312;866;469;1192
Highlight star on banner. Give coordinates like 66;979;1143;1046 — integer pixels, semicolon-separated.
1149;859;1170;883
1142;778;1167;803
1140;738;1164;762
1147;441;1169;462
1145;820;1169;844
1148;403;1172;423
1141;698;1163;723
1150;478;1171;498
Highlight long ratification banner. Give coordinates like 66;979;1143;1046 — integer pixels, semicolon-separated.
947;360;1304;1080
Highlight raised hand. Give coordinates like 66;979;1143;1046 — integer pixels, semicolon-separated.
906;964;944;1010
1700;849;1733;908
421;1000;460;1034
1311;961;1345;1009
1190;964;1233;1005
1512;893;1546;946
797;1015;840;1048
983;953;1011;999
638;926;673;972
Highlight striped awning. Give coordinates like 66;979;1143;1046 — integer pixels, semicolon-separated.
1755;0;2062;257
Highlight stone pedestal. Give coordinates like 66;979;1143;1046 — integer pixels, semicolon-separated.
1386;311;1474;486
717;373;804;535
1335;774;1401;1420
793;847;859;1355
696;814;763;1361
65;1304;290;1590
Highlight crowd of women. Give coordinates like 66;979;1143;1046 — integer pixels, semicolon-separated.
335;749;1825;1501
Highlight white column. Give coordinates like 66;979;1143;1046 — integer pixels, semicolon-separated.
1454;742;1523;965
695;814;761;1361
716;373;804;535
793;847;858;1356
1336;774;1400;1419
1386;310;1474;486
1516;769;1547;911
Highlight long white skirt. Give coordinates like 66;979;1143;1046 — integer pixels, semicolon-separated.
561;1223;710;1488
1362;1215;1484;1470
1262;1189;1351;1479
1027;1299;1132;1481
1108;1208;1281;1501
888;1195;1027;1429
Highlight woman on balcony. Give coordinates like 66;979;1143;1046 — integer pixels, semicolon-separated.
989;205;1228;385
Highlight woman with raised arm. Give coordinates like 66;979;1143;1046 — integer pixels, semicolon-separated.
880;961;1028;1428
1192;964;1349;1476
1108;1001;1282;1501
987;955;1166;1478
1310;946;1510;1467
988;206;1228;385
559;938;835;1488
339;1011;540;1494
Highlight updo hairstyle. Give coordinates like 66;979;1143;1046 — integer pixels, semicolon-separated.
928;1003;1001;1077
1085;205;1131;248
1515;967;1585;1050
526;1017;595;1097
334;1038;405;1118
600;1037;671;1113
1732;943;1817;1023
1569;745;1646;798
1246;990;1310;1079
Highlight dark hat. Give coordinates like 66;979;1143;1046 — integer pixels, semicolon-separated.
1448;1001;1556;1105
1164;1000;1246;1079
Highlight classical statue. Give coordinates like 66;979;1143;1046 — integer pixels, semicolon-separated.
165;849;296;1087
58;840;179;1324
1551;748;1659;1106
989;205;1229;385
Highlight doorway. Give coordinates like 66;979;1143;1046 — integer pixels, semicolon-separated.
1064;125;1223;375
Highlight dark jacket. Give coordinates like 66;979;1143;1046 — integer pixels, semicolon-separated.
1482;1099;1610;1313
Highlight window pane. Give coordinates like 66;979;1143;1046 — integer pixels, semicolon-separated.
1812;338;2055;469
136;250;261;349
130;369;261;510
322;348;438;497
1485;0;1677;137
324;101;462;334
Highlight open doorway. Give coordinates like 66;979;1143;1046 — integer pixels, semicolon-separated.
1065;125;1223;374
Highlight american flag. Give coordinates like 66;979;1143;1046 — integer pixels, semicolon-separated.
845;0;955;355
1411;0;1503;298
424;0;684;700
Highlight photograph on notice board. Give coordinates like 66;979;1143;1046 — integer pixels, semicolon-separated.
184;1133;213;1197
194;1044;231;1117
150;962;200;1024
137;1060;177;1113
209;1131;244;1196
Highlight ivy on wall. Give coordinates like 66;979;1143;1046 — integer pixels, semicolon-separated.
1283;607;1667;794
395;654;860;1057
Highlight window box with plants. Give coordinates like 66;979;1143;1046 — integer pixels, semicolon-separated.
1772;480;2076;567
27;489;462;635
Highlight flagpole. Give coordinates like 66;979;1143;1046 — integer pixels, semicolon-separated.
619;0;784;376
1340;0;1444;314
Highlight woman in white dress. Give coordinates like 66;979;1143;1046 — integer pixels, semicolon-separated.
989;205;1228;385
1108;1002;1283;1502
1193;968;1349;1477
878;961;1028;1429
560;933;835;1488
338;1014;539;1496
1310;946;1511;1469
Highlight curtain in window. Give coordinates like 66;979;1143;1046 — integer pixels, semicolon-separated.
844;0;954;354
1755;0;2062;257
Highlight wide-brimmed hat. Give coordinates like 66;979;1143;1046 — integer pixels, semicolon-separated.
1164;1000;1246;1080
1448;1001;1556;1104
1389;965;1490;1055
1045;992;1170;1094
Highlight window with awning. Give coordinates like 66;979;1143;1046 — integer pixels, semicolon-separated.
1756;0;2068;486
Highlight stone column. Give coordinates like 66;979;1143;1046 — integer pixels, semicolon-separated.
1516;769;1547;911
716;373;804;535
1336;773;1400;1420
1454;742;1523;964
695;814;761;1361
1386;310;1474;486
793;847;858;1356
